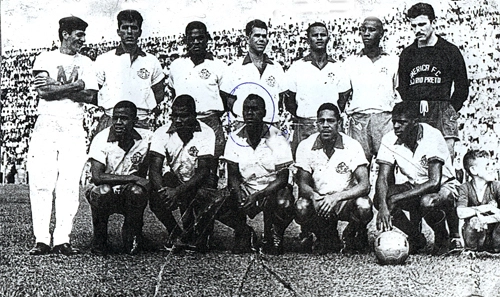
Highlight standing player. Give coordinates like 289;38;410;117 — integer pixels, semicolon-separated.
95;9;165;131
167;21;227;171
295;103;372;254
285;22;350;156
28;16;97;255
375;101;462;255
397;3;468;251
341;17;400;162
86;101;152;255
457;150;500;253
220;19;286;127
224;94;295;255
148;95;217;252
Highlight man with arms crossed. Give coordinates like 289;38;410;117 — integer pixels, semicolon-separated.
95;9;165;131
86;101;152;255
295;103;372;254
29;16;97;255
376;101;462;255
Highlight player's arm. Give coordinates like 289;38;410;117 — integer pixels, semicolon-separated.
220;90;237;113
388;160;442;207
169;156;212;196
241;167;289;211
337;88;352;113
376;162;396;231
90;158;149;189
396;56;409;101
148;151;165;192
227;160;244;203
34;74;97;103
152;77;165;105
283;90;298;117
450;48;469;112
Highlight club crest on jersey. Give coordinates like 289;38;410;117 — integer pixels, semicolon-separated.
328;72;336;83
131;152;143;165
266;76;276;87
420;155;428;168
380;67;388;74
137;68;150;79
336;162;349;174
199;69;211;79
188;146;199;157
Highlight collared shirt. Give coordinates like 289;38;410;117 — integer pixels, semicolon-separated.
167;54;226;115
224;124;293;194
457;181;500;208
95;45;165;117
32;51;97;120
150;121;215;182
220;53;286;123
295;132;367;195
88;127;152;175
376;123;455;185
342;49;400;114
286;54;349;118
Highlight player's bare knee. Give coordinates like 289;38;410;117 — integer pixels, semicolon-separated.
355;197;373;223
295;198;314;224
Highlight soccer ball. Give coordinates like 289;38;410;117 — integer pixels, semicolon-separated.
374;231;410;265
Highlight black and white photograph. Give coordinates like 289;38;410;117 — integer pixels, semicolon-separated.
1;0;500;295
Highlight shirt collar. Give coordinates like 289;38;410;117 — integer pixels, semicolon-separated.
107;127;142;143
311;133;344;151
356;48;389;57
166;120;202;134
302;53;336;69
394;123;424;146
115;44;147;63
236;124;272;146
242;53;274;65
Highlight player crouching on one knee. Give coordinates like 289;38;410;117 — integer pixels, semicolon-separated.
86;101;152;255
457;150;500;253
223;94;295;255
375;101;462;256
148;95;219;253
294;103;373;255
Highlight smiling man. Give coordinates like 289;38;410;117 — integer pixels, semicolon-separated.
86;101;152;255
294;103;372;254
375;101;462;255
341;17;400;163
95;10;165;132
28;16;97;256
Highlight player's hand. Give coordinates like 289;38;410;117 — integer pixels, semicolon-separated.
470;216;487;231
33;76;60;88
158;187;180;210
317;193;341;218
376;206;393;231
241;192;260;212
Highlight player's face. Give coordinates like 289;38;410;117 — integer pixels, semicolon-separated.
307;26;329;51
186;29;208;56
360;20;383;48
66;30;86;54
112;107;136;137
317;109;340;142
243;98;266;124
472;157;497;182
409;15;434;43
171;106;197;132
248;27;268;54
392;114;416;138
117;20;142;46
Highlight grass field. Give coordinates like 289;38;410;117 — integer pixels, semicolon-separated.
1;184;500;297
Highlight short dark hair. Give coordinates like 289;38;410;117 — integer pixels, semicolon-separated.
306;22;328;37
117;10;143;29
244;94;266;110
463;150;490;176
58;16;88;41
392;101;419;119
407;3;436;21
317;103;340;119
172;94;197;116
185;21;207;36
114;100;137;118
245;19;267;36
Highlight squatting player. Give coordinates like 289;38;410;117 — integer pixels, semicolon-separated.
295;103;373;254
86;101;152;255
29;16;98;255
376;101;462;255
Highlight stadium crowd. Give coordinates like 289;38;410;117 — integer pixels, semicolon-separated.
1;1;499;178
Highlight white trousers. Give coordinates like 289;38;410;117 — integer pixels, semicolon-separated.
28;115;87;246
